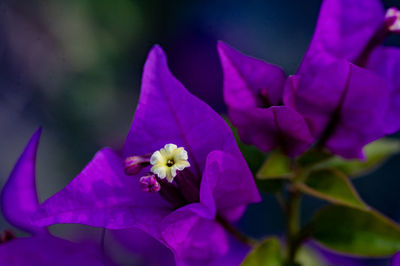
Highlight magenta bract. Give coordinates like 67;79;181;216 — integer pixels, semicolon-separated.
34;46;260;265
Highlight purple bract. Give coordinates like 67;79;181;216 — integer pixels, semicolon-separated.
219;0;399;159
0;129;111;266
34;45;260;265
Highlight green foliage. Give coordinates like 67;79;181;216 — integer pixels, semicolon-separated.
226;116;400;260
254;150;293;193
257;150;292;179
316;138;400;178
241;237;282;266
310;205;400;257
296;149;333;168
256;179;286;194
296;246;327;266
241;238;327;266
295;168;366;209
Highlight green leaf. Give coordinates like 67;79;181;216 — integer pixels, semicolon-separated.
256;179;286;194
241;237;282;266
318;138;400;178
297;246;327;266
257;150;292;179
296;149;333;168
295;168;367;209
310;205;400;257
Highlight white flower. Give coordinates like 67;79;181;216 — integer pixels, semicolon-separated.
386;7;400;32
150;144;190;182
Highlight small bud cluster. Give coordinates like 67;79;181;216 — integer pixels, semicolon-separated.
139;175;161;193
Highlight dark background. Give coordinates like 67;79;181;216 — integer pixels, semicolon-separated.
0;1;399;265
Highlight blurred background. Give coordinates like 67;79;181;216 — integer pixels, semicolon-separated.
0;0;400;265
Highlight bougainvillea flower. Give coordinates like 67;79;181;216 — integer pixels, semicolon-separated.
34;45;261;265
286;60;390;159
0;128;111;266
217;41;314;156
219;0;395;159
300;0;400;134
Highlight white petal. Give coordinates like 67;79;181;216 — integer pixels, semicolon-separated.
150;151;164;165
164;144;178;154
174;148;188;161
166;169;174;182
160;148;168;158
170;166;177;178
386;8;397;18
174;161;190;171
151;165;166;179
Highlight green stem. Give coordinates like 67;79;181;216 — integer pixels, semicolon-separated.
285;187;302;264
275;193;287;214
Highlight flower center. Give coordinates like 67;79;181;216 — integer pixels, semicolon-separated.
167;159;175;167
150;143;190;182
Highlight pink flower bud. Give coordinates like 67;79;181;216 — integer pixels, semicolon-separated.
139;175;161;193
124;156;150;175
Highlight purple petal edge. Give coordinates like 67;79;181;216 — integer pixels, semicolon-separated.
1;128;48;235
